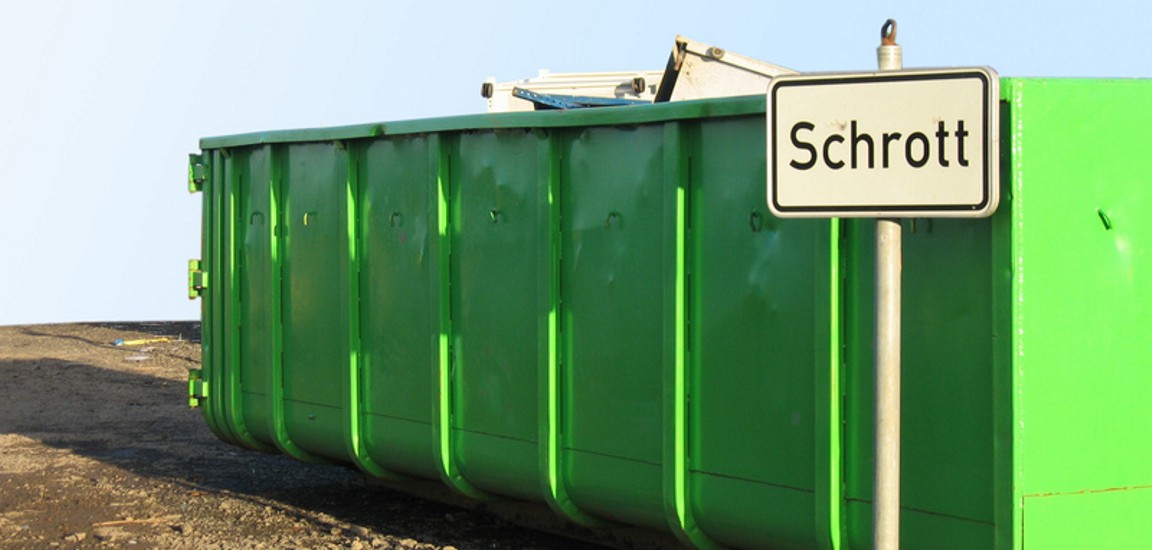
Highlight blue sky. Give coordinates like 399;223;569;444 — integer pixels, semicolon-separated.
1;0;1150;325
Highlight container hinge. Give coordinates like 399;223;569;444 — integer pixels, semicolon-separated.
188;259;208;299
188;369;208;408
189;153;208;193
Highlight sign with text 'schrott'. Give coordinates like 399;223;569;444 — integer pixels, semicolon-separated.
767;68;999;218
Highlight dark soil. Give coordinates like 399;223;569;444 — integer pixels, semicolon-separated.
0;322;610;549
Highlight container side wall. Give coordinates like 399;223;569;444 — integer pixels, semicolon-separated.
561;124;667;529
686;115;828;549
280;143;350;460
449;129;543;500
237;146;274;444
1009;79;1152;548
358;136;438;479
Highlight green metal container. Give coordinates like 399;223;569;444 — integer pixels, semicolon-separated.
189;78;1152;549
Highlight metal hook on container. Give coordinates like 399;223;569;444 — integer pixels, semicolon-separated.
605;211;622;229
750;211;764;232
1097;209;1114;230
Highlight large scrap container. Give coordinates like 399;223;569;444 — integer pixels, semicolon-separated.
188;79;1152;549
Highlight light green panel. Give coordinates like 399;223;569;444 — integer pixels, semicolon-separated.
1010;79;1152;499
1024;489;1152;549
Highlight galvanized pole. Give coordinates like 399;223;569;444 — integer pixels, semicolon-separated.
875;19;902;550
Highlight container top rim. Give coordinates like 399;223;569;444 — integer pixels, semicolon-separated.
198;95;767;149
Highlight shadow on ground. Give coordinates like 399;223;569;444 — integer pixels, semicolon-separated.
0;323;604;549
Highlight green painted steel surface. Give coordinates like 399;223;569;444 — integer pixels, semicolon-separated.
236;147;273;445
685;116;833;549
1006;79;1152;548
281;144;349;459
358;136;439;478
193;80;1152;549
561;123;669;530
449;130;545;500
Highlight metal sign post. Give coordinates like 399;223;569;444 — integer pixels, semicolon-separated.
765;19;1000;550
874;20;902;550
875;20;903;548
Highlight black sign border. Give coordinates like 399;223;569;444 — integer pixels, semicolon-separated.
768;69;996;217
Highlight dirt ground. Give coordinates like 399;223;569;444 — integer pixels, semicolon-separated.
0;322;610;549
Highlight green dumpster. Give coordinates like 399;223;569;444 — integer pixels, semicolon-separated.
189;78;1152;549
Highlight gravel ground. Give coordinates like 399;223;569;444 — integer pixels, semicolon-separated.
0;322;620;549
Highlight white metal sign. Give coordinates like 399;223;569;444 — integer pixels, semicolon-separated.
767;68;999;218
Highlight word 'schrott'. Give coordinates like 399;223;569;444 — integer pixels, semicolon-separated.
766;68;999;218
788;120;971;170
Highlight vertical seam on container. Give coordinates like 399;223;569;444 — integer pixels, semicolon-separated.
201;150;227;441
991;84;1016;550
432;133;489;499
225;166;244;443
210;155;231;441
267;144;326;464
215;155;243;445
544;133;563;511
227;163;272;452
829;217;844;550
673;173;690;533
344;143;364;468
663;121;723;550
344;142;403;479
433;132;453;487
1010;80;1026;550
538;132;605;526
268;144;286;452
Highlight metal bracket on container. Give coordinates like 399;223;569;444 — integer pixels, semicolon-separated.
188;153;208;193
188;259;208;299
188;369;208;408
